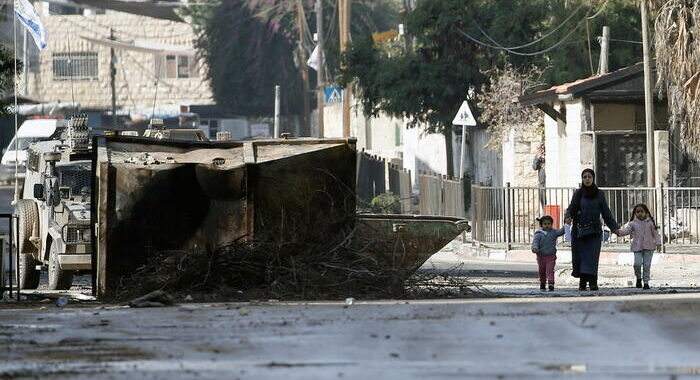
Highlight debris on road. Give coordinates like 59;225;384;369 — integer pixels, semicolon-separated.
55;297;68;308
127;290;175;308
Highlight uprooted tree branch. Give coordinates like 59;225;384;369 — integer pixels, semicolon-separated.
477;64;544;151
112;181;482;302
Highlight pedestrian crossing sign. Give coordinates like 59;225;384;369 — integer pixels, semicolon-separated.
325;87;343;104
452;100;477;126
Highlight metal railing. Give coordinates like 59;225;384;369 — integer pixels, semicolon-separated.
356;151;413;213
0;213;19;301
472;185;700;251
418;173;465;217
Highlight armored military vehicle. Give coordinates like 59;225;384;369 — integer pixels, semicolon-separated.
14;115;92;290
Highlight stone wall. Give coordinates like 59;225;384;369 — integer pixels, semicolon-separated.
502;124;543;187
29;8;214;111
502;123;544;226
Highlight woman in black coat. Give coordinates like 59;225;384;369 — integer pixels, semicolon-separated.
564;169;620;290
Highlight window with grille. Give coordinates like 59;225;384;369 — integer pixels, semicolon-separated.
160;54;198;79
52;52;98;81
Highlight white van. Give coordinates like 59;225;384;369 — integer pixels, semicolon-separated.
1;119;65;179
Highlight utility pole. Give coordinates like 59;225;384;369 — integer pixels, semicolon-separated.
296;0;311;136
641;1;655;187
274;85;281;138
598;26;610;75
315;0;325;137
339;0;351;137
402;0;413;52
110;28;117;129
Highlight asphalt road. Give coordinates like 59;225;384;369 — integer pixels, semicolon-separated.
2;293;700;379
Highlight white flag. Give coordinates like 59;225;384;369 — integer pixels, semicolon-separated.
306;45;319;71
14;0;47;50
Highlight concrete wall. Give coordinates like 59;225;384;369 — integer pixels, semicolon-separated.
471;127;502;186
323;102;403;161
29;4;214;112
544;100;585;187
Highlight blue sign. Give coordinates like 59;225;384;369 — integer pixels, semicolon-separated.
325;87;343;104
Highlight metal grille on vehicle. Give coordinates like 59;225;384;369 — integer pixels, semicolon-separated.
58;164;91;196
63;223;92;244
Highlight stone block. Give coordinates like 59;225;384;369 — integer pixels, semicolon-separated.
515;141;531;153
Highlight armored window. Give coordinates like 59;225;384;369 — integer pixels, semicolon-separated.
56;163;92;196
52;53;98;81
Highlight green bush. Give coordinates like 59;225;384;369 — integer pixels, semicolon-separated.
371;192;401;214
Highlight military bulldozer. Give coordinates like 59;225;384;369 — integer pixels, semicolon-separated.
14;115;92;290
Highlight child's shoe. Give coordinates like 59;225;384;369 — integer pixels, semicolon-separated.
636;279;642;288
643;283;650;290
540;282;546;291
548;284;554;292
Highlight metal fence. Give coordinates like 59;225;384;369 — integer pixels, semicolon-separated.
356;151;412;213
418;173;465;217
472;185;700;251
356;152;465;217
356;152;386;206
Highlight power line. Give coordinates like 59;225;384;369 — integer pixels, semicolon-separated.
453;3;602;57
586;0;610;20
610;38;642;45
117;51;137;110
472;3;585;51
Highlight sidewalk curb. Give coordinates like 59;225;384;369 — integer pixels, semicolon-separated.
451;242;700;265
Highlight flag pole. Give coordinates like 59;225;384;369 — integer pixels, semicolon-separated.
13;0;19;204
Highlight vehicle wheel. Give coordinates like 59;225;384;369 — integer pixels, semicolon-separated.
48;240;73;290
14;199;38;255
12;253;40;290
13;199;40;289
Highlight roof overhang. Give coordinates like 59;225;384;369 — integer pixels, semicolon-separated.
519;63;647;106
69;0;184;22
81;36;195;55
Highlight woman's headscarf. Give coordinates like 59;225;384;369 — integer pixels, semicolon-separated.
570;168;600;220
580;168;599;199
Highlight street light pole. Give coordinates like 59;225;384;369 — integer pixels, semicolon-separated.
641;0;655;187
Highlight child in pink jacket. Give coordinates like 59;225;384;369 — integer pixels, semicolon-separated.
616;204;661;289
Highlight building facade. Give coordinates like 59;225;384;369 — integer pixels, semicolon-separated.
27;1;214;126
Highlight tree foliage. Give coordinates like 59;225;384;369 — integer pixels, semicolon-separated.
182;0;399;117
342;0;644;175
0;45;18;117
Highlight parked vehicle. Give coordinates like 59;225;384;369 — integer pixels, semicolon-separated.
14;115;91;290
1;118;66;182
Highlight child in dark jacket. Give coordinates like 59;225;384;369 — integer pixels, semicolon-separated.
532;216;566;291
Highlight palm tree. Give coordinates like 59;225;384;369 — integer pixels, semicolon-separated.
655;0;700;157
